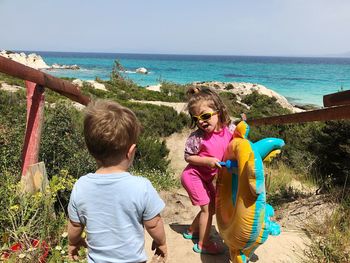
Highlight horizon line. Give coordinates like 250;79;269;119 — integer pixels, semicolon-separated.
6;49;350;59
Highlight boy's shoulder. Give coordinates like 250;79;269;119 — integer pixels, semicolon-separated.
75;172;154;188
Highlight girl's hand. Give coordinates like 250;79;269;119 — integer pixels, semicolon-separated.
206;157;221;168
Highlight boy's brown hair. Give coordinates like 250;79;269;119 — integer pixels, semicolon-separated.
84;99;141;167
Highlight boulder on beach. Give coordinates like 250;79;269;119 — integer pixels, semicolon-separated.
136;67;148;74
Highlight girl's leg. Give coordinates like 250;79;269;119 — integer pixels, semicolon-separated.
181;170;209;236
197;181;215;245
189;211;200;234
188;200;214;239
198;204;212;247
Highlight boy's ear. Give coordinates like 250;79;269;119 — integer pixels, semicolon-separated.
127;144;137;159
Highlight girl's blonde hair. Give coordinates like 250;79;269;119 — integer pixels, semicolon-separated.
186;85;231;128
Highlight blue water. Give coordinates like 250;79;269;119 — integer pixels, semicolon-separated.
33;51;350;106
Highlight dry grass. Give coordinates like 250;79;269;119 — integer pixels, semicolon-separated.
303;193;350;262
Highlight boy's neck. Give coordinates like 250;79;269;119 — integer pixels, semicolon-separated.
95;161;129;174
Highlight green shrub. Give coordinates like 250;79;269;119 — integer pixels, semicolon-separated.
0;170;71;262
309;120;350;186
0;91;26;174
219;91;246;118
242;91;291;118
125;102;189;137
133;135;169;173
159;81;188;102
0;73;25;87
40;101;96;178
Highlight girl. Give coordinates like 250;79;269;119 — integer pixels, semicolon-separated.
181;85;238;255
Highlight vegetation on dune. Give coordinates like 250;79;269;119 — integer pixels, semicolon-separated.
0;61;349;261
304;193;350;263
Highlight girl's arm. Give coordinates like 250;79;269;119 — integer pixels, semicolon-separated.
185;155;221;168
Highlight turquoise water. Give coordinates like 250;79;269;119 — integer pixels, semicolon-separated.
36;52;350;106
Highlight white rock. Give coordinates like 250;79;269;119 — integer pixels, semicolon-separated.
145;84;161;92
136;67;148;74
86;80;107;91
0;50;50;69
72;79;83;87
51;63;80;70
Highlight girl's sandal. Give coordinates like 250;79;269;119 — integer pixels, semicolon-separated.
193;242;224;255
182;229;199;240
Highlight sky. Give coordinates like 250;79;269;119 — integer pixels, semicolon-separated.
1;0;350;56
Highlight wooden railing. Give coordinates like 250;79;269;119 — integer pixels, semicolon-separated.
0;56;90;105
248;89;350;126
248;104;350;126
0;56;90;177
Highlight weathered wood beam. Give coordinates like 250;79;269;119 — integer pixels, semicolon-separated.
0;56;90;105
248;104;350;126
323;90;350;107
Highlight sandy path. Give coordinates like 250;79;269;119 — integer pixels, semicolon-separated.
144;190;309;263
154;128;311;262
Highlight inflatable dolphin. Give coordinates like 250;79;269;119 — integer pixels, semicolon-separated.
216;121;284;263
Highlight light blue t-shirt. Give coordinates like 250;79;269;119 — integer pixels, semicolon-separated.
68;172;165;263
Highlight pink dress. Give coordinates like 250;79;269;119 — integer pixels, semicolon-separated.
181;124;236;206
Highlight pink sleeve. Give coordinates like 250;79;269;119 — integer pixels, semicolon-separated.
184;130;203;159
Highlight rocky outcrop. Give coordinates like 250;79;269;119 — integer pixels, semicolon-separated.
51;63;80;70
0;50;79;70
0;50;50;69
146;81;304;113
193;81;304;113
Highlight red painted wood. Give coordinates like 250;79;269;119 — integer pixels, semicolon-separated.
21;81;45;176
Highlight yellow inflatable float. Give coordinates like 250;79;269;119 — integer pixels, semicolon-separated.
216;121;284;263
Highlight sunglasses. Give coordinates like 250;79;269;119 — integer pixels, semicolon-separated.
191;112;218;123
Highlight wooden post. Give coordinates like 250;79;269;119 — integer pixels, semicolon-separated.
21;81;45;177
20;162;49;193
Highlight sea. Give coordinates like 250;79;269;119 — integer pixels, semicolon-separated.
33;51;350;106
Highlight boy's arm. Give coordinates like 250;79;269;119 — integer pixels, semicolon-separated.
144;214;167;260
68;220;86;260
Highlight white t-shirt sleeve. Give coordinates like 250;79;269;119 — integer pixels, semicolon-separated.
142;179;165;221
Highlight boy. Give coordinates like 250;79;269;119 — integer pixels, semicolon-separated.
68;99;167;262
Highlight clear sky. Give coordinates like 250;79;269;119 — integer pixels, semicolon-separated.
1;0;350;56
